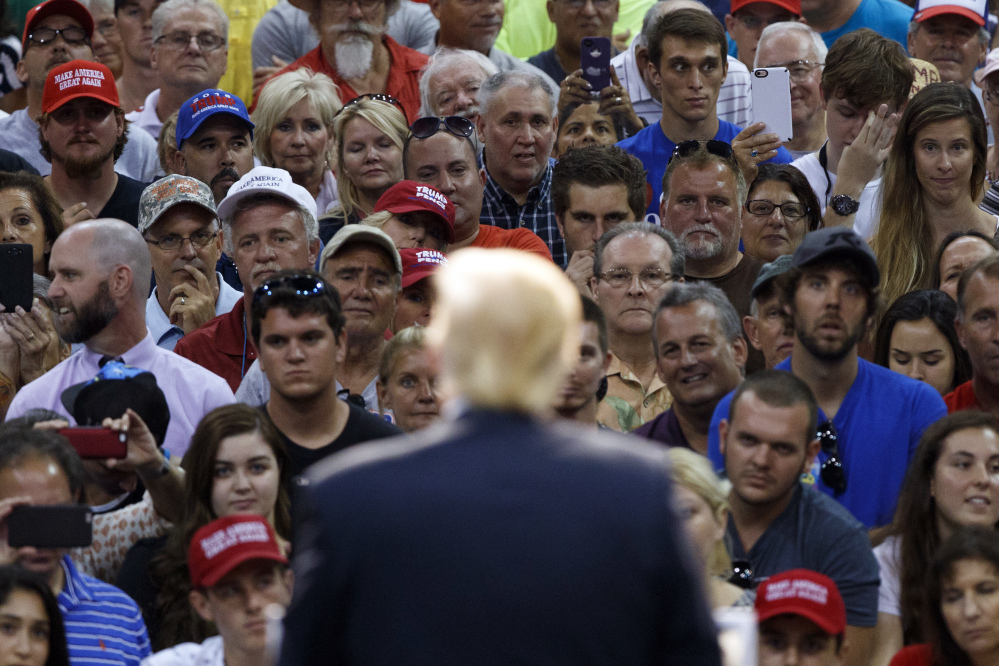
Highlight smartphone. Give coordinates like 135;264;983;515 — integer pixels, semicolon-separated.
751;67;794;143
0;243;33;313
59;427;128;459
580;36;612;94
8;505;93;548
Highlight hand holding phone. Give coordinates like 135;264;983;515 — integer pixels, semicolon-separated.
8;505;93;548
580;37;612;94
750;67;794;142
59;426;127;459
0;244;34;313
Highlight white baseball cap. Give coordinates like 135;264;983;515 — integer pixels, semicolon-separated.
216;166;318;222
913;0;988;26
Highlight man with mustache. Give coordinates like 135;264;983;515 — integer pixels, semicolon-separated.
3;218;235;458
139;174;241;350
660;139;764;372
718;369;880;666
256;0;428;122
173;166;320;392
707;228;947;532
0;0;160;183
40;59;146;227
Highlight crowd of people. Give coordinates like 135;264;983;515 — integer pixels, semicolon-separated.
3;0;999;663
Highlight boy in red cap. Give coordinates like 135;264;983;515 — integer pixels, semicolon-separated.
144;515;291;666
756;569;849;665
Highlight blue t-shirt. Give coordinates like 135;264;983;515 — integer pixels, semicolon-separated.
707;357;946;528
617;120;793;220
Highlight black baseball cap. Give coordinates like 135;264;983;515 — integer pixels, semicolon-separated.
790;227;880;288
750;254;794;301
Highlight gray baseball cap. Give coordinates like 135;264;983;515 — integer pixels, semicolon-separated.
138;175;217;235
750;254;794;301
319;225;402;276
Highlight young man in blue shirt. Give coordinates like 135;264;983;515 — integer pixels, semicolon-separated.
617;7;792;220
707;227;947;528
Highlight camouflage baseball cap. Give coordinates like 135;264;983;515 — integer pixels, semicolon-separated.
138;175;218;235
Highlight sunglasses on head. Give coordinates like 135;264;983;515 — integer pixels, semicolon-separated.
252;275;327;307
668;139;734;164
409;116;475;140
335;93;406;119
817;420;846;495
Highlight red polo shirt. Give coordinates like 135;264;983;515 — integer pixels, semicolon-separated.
471;224;553;262
173;298;257;393
944;380;984;413
259;36;428;123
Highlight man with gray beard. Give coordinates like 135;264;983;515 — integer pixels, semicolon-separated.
255;0;428;122
659;140;764;373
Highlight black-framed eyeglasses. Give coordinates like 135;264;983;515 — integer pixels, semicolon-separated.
27;26;89;45
336;388;367;409
746;200;809;219
145;230;218;252
598;268;674;289
669;139;734;164
252;275;327;306
410;116;475;140
818;420;846;495
729;559;754;589
154;30;225;52
335;94;406;118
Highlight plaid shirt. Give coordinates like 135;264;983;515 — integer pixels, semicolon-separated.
480;158;566;267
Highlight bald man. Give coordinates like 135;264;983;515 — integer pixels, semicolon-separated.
4;219;234;458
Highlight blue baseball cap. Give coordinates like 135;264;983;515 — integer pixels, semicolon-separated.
176;89;254;150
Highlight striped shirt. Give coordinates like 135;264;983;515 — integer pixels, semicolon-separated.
59;556;151;666
480;159;566;267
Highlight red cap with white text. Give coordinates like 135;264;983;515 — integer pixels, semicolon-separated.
374;180;456;243
914;0;988;26
755;569;846;635
42;59;118;114
188;515;287;589
400;248;447;288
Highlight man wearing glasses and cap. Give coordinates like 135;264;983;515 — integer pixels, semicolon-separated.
139;174;242;350
0;0;160;182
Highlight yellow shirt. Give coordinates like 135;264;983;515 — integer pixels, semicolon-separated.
217;0;279;104
597;351;672;432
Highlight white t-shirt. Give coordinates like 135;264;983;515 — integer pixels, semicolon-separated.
142;635;223;666
792;151;883;239
873;535;901;616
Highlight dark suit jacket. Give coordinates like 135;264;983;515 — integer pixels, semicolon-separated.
279;409;723;665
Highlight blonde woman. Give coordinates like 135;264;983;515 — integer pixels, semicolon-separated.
666;447;754;609
251;69;342;218
871;83;997;308
322;95;409;244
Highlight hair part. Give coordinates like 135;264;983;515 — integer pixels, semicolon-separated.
478;70;557;119
552;144;648;220
378;324;428;382
647;8;728;76
151;0;229;42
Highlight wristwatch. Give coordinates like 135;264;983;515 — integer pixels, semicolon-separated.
830;194;861;216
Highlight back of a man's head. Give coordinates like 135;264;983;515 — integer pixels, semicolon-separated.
429;249;581;413
821;28;913;112
551;145;648;221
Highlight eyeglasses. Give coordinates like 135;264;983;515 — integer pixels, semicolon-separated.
598;268;674;289
669;139;734;164
746;200;809;218
154;30;225;51
729;559;754;589
817;420;846;495
27;26;89;45
410;116;475;140
335;93;406;119
325;0;383;10
145;230;218;252
559;0;615;7
767;60;823;82
252;275;328;306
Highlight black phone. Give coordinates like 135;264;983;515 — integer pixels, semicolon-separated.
580;36;612;93
8;505;93;548
0;243;33;313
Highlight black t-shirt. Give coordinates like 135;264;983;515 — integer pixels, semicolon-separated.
99;173;147;228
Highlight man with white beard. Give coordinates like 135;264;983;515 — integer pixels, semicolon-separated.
253;0;428;123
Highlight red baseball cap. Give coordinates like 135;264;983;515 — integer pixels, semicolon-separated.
755;569;846;635
22;0;94;50
730;0;802;15
914;0;988;26
374;180;456;244
400;248;447;288
42;59;118;113
188;515;287;589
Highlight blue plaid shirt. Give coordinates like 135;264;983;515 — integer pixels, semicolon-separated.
480;158;565;267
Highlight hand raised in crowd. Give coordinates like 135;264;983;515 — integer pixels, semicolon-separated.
731;122;783;186
558;69;644;137
100;409;165;478
253;55;289;98
169;265;220;336
61;202;95;227
832;104;899;212
564;250;595;299
0;299;60;386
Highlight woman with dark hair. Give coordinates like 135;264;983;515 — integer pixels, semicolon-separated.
871;413;999;665
0;171;64;276
115;404;291;649
872;82;997;308
890;528;999;666
741;163;822;263
0;564;69;666
552;100;626;159
931;231;999;302
874;290;972;395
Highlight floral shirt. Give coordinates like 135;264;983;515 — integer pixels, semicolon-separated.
597;352;672;432
71;492;170;583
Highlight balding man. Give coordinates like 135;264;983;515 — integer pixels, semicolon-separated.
3;218;234;457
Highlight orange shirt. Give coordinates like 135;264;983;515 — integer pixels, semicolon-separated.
470;224;553;261
258;36;428;123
